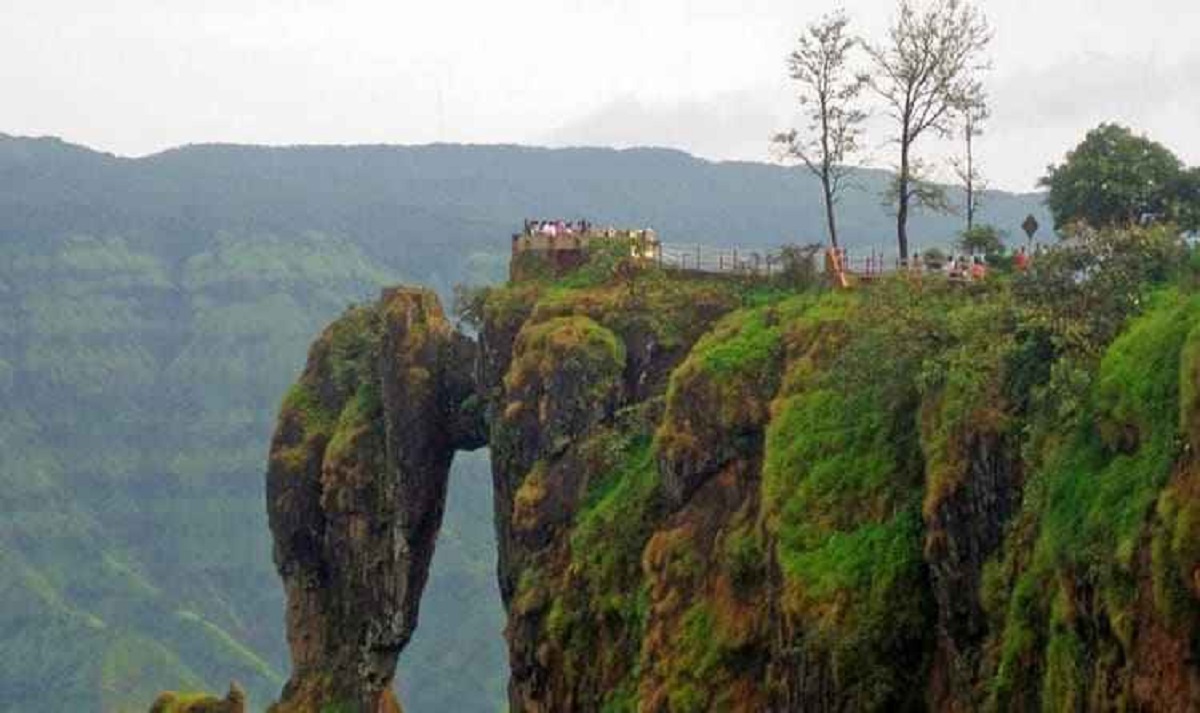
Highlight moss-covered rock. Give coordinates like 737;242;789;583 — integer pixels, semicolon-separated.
258;244;1200;712
149;682;246;713
266;286;481;712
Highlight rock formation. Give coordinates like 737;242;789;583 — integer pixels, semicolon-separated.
265;287;484;712
149;683;246;713
244;258;1200;712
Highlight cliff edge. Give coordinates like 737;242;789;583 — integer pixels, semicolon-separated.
245;239;1200;711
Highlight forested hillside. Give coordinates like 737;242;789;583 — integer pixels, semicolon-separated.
0;133;1049;711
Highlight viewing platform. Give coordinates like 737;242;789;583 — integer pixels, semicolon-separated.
511;219;791;281
509;220;990;286
511;220;661;280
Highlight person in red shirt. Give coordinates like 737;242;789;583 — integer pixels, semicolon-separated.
1014;246;1030;271
970;256;987;281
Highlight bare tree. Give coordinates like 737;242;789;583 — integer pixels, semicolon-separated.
773;11;868;249
864;0;991;261
952;88;989;231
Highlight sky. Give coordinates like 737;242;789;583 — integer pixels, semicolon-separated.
3;0;1198;191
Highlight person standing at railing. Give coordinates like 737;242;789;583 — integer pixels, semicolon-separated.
970;256;987;281
1014;245;1030;271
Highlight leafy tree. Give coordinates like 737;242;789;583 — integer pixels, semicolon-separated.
922;246;948;267
958;224;1004;256
1040;124;1185;230
1176;167;1200;232
865;0;991;262
776;243;823;289
1012;224;1186;355
774;11;869;248
452;283;489;330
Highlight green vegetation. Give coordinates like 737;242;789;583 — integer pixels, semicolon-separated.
1041;123;1200;230
984;290;1200;709
540;427;659;704
0;214;504;711
655;296;815;488
761;289;931;710
663;604;729;713
511;316;626;388
571;438;660;613
958;224;1006;257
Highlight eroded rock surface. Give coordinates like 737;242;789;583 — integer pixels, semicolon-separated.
265;287;483;712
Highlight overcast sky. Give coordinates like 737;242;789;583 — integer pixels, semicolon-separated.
3;0;1198;191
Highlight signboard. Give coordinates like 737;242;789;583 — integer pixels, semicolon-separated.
1022;214;1040;241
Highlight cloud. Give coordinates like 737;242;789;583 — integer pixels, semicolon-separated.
974;51;1200;188
543;89;788;164
989;52;1199;130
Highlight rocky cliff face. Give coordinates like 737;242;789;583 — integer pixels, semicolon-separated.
476;273;1200;712
252;259;1200;712
264;287;484;712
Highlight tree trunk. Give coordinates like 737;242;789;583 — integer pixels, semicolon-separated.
965;127;975;232
818;88;838;250
897;140;911;262
823;172;839;249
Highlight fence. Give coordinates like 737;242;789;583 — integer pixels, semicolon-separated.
657;244;785;276
656;244;907;279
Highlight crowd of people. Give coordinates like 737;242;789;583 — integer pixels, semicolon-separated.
923;245;1032;280
827;244;1035;285
925;254;990;281
519;219;659;245
523;219;592;237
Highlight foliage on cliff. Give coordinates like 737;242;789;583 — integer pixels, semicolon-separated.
483;227;1200;711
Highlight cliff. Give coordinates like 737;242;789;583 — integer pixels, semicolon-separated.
250;240;1199;711
264;287;484;711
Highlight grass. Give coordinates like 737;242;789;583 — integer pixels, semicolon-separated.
324;382;383;464
664;604;724;713
1040;290;1195;569
510;315;626;386
655;296;813;491
760;286;932;710
571;438;660;613
985;289;1200;708
532;427;660;704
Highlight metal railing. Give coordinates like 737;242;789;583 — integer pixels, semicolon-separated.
657;244;784;276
